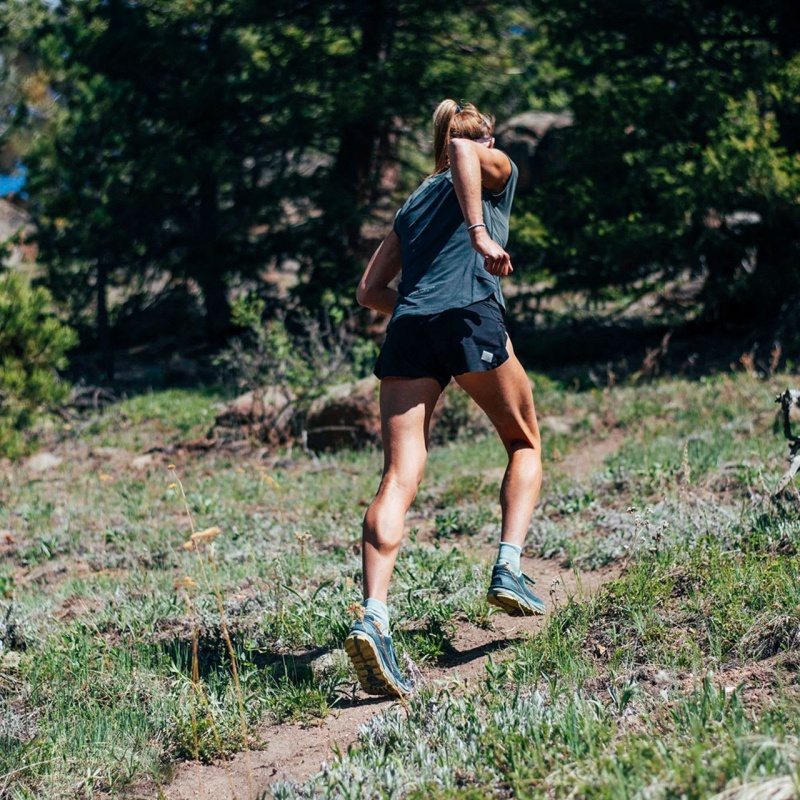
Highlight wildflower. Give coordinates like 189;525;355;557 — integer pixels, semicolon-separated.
346;601;365;621
191;526;221;542
262;474;279;487
99;474;114;482
168;483;178;490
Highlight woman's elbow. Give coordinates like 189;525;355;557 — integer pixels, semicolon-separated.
356;282;370;307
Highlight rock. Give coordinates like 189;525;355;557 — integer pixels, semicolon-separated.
212;386;296;446
25;452;62;472
0;198;34;266
130;453;157;470
495;111;574;192
1;651;22;671
305;377;380;451
310;649;349;682
539;416;573;435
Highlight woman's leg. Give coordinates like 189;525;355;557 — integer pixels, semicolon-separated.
363;377;443;602
454;339;542;549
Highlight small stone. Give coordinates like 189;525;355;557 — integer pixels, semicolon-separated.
654;670;672;685
310;649;347;681
25;452;62;472
539;416;573;435
1;651;22;670
131;454;156;470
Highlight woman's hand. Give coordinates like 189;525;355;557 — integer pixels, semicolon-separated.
470;228;513;276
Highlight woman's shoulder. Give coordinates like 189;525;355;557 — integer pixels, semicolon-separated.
483;156;518;204
400;171;453;210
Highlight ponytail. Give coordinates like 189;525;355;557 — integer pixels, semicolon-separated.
432;99;495;174
433;99;460;174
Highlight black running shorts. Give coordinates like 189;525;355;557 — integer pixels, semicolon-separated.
374;295;509;390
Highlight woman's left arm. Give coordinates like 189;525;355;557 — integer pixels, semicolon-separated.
356;230;402;316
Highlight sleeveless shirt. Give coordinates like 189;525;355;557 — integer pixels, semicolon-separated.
390;159;518;322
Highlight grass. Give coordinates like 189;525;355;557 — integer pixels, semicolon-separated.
1;371;799;798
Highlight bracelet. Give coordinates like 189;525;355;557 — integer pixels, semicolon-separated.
467;222;486;232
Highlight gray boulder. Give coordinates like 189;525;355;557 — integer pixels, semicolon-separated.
495;111;574;192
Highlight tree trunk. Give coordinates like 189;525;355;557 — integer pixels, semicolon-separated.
96;258;114;380
304;1;398;299
199;265;231;346
331;0;398;219
197;9;231;345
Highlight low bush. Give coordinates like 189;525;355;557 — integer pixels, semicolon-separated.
0;272;76;458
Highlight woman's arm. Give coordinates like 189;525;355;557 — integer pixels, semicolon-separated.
448;139;513;277
356;230;402;315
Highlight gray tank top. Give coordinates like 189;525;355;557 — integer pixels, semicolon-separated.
391;159;518;322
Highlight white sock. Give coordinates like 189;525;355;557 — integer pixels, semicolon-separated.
495;542;522;575
362;597;390;632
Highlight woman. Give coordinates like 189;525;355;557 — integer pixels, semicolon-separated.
345;100;544;698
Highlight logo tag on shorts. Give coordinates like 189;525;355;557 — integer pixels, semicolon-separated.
481;350;494;363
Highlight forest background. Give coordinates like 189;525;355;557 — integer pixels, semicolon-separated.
1;0;799;454
2;3;800;799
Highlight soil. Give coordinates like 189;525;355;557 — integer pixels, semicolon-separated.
152;420;628;799
163;558;622;800
557;428;626;479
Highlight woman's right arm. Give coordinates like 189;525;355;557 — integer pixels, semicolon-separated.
356;230;402;316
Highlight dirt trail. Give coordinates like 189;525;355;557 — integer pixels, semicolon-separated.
164;430;625;800
557;428;625;479
164;558;620;800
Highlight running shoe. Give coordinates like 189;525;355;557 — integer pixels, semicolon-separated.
486;564;546;616
344;615;413;698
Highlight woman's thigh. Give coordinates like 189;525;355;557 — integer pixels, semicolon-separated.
379;377;443;487
454;339;540;452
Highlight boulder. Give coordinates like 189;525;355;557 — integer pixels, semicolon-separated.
495;111;574;192
306;377;381;452
211;386;295;446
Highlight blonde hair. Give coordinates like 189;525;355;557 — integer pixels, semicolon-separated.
432;99;495;174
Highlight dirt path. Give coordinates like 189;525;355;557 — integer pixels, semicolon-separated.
556;428;625;480
164;430;625;800
164;558;621;800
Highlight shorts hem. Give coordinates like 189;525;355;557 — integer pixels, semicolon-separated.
452;347;510;379
373;371;451;390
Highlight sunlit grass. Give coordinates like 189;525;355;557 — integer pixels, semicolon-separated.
2;373;799;797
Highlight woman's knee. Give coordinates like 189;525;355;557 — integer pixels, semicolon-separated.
497;420;541;454
379;468;425;502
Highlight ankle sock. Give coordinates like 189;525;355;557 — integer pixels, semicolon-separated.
362;598;390;632
495;542;522;575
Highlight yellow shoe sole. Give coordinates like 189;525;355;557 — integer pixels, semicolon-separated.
487;590;546;617
344;632;409;698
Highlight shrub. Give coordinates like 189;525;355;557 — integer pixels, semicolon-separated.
0;272;77;457
213;292;378;410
